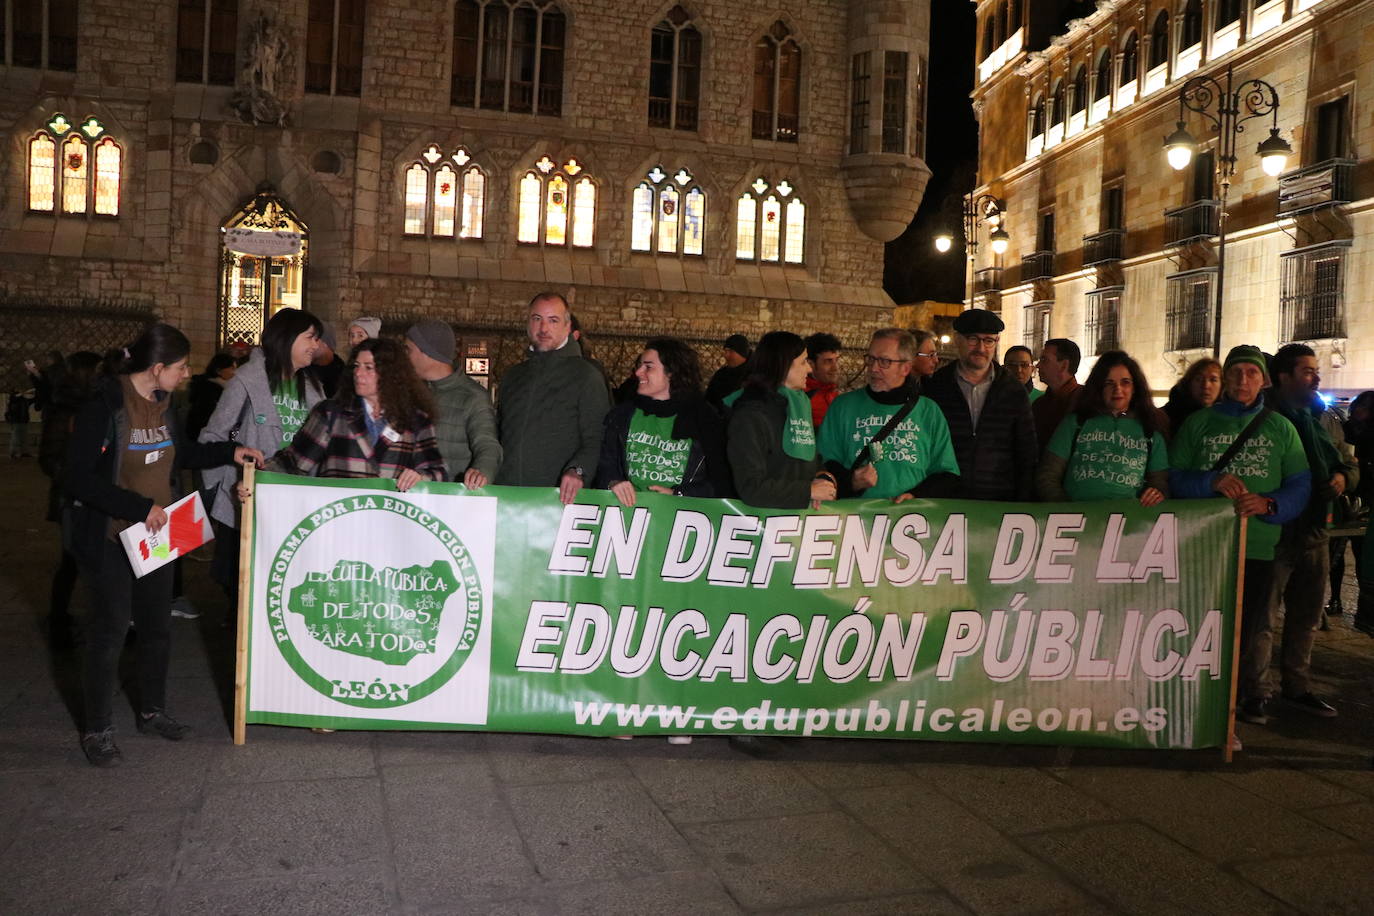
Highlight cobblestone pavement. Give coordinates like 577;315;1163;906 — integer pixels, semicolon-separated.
2;457;1372;915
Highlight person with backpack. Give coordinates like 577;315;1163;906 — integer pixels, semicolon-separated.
818;328;959;501
1036;350;1168;505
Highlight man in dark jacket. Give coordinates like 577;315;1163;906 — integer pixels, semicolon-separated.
1032;337;1082;451
922;309;1037;500
705;334;751;409
495;292;610;503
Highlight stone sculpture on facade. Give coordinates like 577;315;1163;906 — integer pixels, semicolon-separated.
230;14;292;126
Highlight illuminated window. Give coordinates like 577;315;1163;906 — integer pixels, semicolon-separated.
736;178;804;264
648;6;700;131
752;21;801;142
400;145;486;239
305;0;366;96
6;0;78;71
451;0;565;116
631;167;706;256
176;0;237;85
27;113;121;216
517;156;596;247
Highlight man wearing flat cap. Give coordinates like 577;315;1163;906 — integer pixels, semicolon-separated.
705;334;751;410
405;318;502;487
920;308;1038;500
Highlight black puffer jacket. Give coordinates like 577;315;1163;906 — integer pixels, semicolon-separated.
726;387;820;509
595;395;731;498
921;361;1038;501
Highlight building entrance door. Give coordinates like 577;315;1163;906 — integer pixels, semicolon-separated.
218;187;309;347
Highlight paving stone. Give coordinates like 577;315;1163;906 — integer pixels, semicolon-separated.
625;755;834;825
168;870;394;915
381;762;539;904
838;782;1088;915
217;729;379;782
1027;822;1289;915
910;762;1120;834
682;810;933;911
1232;852;1374;916
1056;766;1350;862
1210;762;1366;809
507;777;700;882
784;891;970;915
1301;801;1374;847
179;778;387;881
546;870;742;915
485;732;633;786
373;726;490;767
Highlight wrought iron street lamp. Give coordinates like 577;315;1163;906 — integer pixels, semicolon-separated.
1163;64;1292;356
934;192;1008;259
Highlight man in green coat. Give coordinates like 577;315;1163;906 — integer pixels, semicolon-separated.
495;292;610;503
405;318;502;487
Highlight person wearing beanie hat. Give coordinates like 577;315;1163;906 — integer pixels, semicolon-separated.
921;308;1038;500
348;317;381;348
705;333;752;409
405;319;501;487
1170;342;1313;733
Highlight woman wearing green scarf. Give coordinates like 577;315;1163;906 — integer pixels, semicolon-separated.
726;331;837;509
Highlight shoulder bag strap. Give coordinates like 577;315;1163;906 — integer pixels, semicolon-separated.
852;395;920;470
1210;408;1272;474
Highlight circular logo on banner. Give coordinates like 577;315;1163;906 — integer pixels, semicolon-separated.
265;495;485;708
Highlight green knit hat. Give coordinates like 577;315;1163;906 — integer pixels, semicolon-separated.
1223;345;1269;381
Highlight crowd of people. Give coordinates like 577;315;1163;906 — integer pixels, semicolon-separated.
23;294;1374;765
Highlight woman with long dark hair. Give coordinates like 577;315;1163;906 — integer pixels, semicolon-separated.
201;308;326;605
726;331;837;509
64;323;264;767
1037;350;1169;505
596;337;729;506
1163;356;1222;433
267;337;446;488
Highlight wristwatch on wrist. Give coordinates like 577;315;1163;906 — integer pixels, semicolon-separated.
565;466;585;479
1265;497;1278;517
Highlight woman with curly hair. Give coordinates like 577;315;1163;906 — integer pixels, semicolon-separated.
1037;349;1169;506
596;337;729;506
1163;356;1222;433
267;336;446;489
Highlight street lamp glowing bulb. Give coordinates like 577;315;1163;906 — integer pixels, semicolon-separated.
1164;122;1196;171
989;228;1010;256
1257;128;1293;177
934;234;952;253
939;335;950;344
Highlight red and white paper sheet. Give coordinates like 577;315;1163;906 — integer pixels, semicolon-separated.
119;490;214;578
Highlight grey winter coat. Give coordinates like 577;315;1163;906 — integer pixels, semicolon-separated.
428;370;502;482
200;349;325;527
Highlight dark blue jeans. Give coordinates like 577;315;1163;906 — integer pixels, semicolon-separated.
79;538;174;733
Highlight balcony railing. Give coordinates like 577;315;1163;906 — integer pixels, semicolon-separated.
973;267;1002;295
1165;269;1216;351
1083;229;1125;265
1021;250;1055;282
1277;158;1355;217
1165;201;1220;248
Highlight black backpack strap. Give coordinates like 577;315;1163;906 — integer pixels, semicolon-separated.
853;395;920;469
1210;408;1272;474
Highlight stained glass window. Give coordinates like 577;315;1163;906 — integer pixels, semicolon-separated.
401;147;486;239
27;114;121;217
631;184;655;251
517;158;597;247
28;134;56;212
683;188;705;256
94;138;121;216
736;178;805;263
630;167;704;256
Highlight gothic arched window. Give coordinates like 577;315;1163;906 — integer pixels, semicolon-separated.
402;145;486;239
452;0;566;116
632;167;706;256
736;177;805;264
648;6;701;131
27;113;121;216
752;21;801;142
517;156;596;247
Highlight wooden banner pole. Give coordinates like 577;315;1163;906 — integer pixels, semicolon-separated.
1223;517;1248;764
233;460;256;746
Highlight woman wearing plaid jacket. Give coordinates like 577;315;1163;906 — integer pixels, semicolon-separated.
267;337;447;488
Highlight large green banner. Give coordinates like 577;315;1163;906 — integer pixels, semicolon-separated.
243;472;1240;749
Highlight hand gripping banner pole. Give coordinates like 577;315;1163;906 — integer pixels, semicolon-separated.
233;460;256;746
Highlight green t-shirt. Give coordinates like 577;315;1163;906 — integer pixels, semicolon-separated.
818;389;959;499
1047;413;1168;501
625;408;691;490
1170;406;1309;560
1028;387;1045;403
273;388;309;452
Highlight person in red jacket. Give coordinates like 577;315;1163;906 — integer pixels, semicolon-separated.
803;332;842;431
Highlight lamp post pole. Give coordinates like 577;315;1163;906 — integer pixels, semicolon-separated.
936;192;1007;302
1165;64;1289;357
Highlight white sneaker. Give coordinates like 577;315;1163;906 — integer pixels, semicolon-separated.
667;736;693;746
170;597;200;619
1230;733;1243;753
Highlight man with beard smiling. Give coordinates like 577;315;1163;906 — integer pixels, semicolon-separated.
818;328;959;501
921;309;1038;500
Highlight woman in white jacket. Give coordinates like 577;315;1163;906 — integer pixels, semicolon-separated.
200;308;326;612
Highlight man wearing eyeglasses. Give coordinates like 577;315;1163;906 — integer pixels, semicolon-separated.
818;329;959;500
1003;345;1043;403
922;309;1038;501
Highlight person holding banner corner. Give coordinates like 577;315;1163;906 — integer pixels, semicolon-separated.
64;323;265;768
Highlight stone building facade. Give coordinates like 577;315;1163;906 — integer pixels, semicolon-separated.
0;0;932;384
968;0;1373;394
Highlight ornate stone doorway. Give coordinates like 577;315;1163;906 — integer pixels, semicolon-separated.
218;186;309;347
